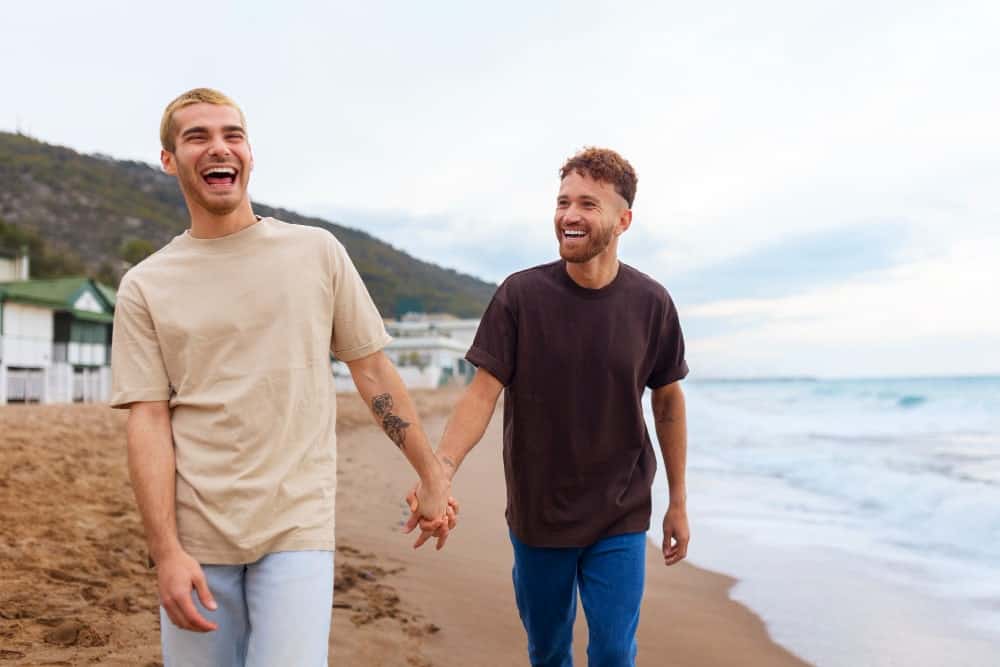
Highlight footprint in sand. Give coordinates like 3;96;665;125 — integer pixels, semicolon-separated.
42;619;106;647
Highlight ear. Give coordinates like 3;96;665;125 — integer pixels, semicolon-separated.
615;208;633;236
161;149;176;175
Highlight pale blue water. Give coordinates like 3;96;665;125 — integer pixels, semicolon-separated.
647;376;1000;667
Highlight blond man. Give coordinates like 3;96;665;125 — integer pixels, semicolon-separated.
111;88;454;666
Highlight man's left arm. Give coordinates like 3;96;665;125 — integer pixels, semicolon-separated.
651;381;689;565
346;350;453;539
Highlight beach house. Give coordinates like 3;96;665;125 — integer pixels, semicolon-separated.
0;250;115;404
332;314;480;392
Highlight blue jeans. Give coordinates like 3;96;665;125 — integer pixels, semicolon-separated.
160;550;334;667
510;530;646;667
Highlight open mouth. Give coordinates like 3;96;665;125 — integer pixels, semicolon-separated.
563;229;587;240
201;166;238;188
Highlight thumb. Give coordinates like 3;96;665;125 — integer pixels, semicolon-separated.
193;571;217;611
402;510;421;534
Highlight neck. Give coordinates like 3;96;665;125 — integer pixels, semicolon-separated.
187;199;257;240
564;250;621;290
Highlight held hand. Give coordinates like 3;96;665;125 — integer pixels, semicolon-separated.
156;549;218;632
403;480;459;550
417;471;451;525
662;505;690;566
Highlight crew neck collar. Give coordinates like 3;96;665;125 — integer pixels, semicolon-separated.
555;259;626;299
178;216;269;248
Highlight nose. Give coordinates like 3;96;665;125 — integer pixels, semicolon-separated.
207;133;231;158
562;203;583;223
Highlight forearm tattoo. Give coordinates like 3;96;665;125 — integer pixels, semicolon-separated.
372;393;410;450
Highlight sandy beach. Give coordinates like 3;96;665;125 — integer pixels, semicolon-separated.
0;390;808;666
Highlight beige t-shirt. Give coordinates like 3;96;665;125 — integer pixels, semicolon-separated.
110;217;390;564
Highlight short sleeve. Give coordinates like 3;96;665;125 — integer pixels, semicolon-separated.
646;296;688;389
466;286;517;386
328;236;392;361
109;277;172;408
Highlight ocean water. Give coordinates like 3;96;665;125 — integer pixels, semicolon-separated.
646;376;1000;667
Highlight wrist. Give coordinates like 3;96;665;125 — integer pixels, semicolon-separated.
420;460;449;489
668;494;687;510
436;451;458;481
149;540;184;563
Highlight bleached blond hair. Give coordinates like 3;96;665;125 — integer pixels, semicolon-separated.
159;88;247;152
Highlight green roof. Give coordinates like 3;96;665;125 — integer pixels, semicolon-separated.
96;282;117;308
0;276;117;313
71;309;115;323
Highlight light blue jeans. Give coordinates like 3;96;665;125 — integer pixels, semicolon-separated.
160;550;334;667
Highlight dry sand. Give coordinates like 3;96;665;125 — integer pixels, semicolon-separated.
0;391;809;666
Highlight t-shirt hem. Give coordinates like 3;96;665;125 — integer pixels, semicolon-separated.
508;518;652;549
466;346;512;385
109;388;171;409
334;332;393;362
180;537;337;566
647;360;690;389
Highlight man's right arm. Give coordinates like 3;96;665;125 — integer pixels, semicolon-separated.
126;401;217;632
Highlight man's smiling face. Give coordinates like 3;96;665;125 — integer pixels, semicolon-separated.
161;103;253;216
554;170;629;264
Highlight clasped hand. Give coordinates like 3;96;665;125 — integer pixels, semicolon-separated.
403;467;459;550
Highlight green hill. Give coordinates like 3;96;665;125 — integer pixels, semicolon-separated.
0;131;495;318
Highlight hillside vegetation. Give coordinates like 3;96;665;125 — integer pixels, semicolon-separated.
0;131;494;317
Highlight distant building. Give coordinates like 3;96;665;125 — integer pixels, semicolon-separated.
0;248;30;282
332;314;480;392
0;251;115;404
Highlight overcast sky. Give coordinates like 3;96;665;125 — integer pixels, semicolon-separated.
3;1;997;377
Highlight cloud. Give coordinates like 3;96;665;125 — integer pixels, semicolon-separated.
684;237;1000;377
665;221;911;304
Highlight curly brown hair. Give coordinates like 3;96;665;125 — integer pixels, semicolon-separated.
559;147;637;207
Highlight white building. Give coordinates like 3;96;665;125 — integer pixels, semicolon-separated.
332;314;480;392
0;252;115;405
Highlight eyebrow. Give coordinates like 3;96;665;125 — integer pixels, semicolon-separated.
180;125;245;138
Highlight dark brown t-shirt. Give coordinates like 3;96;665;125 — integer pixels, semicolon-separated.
467;260;688;547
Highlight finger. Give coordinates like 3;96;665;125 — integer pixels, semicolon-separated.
413;529;434;549
664;536;685;566
663;535;676;560
418;515;442;532
407;491;418;513
402;510;422;534
448;497;460;515
435;523;451;550
177;592;217;632
665;549;685;566
678;536;690;560
446;507;457;531
419;516;444;532
193;573;217;612
436;529;450;550
162;600;187;631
